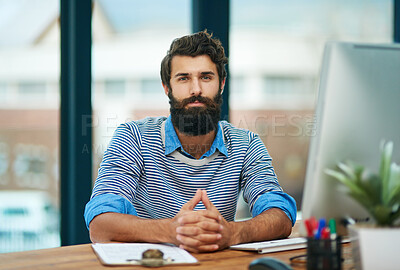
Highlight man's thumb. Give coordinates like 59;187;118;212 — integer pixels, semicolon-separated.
181;189;202;210
201;189;216;210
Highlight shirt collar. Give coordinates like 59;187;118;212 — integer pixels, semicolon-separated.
164;115;228;158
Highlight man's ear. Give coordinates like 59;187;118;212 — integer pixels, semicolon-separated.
220;78;226;94
162;82;169;96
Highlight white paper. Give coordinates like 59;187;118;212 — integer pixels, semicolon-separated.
230;237;307;251
92;243;198;265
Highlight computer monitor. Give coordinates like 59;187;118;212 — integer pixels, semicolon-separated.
301;42;400;231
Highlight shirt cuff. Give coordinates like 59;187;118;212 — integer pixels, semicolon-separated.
84;193;138;230
252;191;297;226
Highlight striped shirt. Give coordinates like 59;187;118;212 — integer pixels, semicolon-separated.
84;116;296;228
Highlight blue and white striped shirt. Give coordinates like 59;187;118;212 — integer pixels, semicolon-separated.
84;116;297;228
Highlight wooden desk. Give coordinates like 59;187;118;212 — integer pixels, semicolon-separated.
0;243;354;270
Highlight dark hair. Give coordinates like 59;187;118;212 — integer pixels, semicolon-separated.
160;30;228;90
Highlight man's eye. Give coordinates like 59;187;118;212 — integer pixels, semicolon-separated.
178;77;188;81
202;76;211;80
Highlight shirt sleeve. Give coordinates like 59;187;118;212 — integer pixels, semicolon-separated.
240;133;297;225
84;122;144;229
84;193;138;229
252;191;297;226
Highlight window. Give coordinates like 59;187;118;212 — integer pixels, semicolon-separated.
0;0;60;252
92;0;190;179
0;82;6;101
231;0;392;209
141;78;164;96
104;79;126;97
18;82;46;99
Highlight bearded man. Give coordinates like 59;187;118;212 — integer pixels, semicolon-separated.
84;31;297;253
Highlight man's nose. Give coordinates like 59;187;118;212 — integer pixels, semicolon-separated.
190;78;202;96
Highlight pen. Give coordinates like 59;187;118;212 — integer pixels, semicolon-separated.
329;218;338;255
315;218;326;240
329;218;337;240
321;227;330;239
304;219;314;237
310;216;318;235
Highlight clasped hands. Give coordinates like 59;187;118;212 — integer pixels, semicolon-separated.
172;189;233;253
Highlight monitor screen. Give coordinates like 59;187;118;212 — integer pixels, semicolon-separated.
301;42;400;233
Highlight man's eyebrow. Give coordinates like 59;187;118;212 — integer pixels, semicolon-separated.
173;71;215;78
201;71;215;75
174;73;189;78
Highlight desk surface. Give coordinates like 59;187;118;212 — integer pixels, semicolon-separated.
0;243;354;270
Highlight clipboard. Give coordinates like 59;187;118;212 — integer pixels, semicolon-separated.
92;243;199;266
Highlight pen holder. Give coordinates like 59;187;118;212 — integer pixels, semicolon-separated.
306;236;342;270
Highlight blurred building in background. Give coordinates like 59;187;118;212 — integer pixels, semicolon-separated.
0;0;392;252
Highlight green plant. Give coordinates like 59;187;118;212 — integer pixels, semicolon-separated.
325;141;400;227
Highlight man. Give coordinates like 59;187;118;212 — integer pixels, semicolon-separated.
84;30;297;253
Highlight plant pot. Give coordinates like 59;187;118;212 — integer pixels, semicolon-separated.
348;224;400;270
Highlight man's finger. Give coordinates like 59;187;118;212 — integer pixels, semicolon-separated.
201;190;217;210
176;223;222;236
178;210;220;225
198;221;223;232
181;189;202;211
179;244;219;253
176;233;221;247
176;233;202;247
179;244;200;253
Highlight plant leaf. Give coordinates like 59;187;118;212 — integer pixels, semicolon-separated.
325;168;372;208
380;141;393;205
359;174;382;205
347;190;375;211
388;185;400;206
388;162;400;207
337;162;357;180
325;168;365;195
370;205;393;226
389;162;400;189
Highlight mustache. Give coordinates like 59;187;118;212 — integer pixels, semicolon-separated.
172;95;219;109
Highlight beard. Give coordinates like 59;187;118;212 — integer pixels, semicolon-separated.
168;90;222;136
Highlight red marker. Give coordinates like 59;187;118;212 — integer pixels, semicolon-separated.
321;227;331;239
310;216;318;233
304;219;314;237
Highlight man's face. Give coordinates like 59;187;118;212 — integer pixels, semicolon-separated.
164;55;225;136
